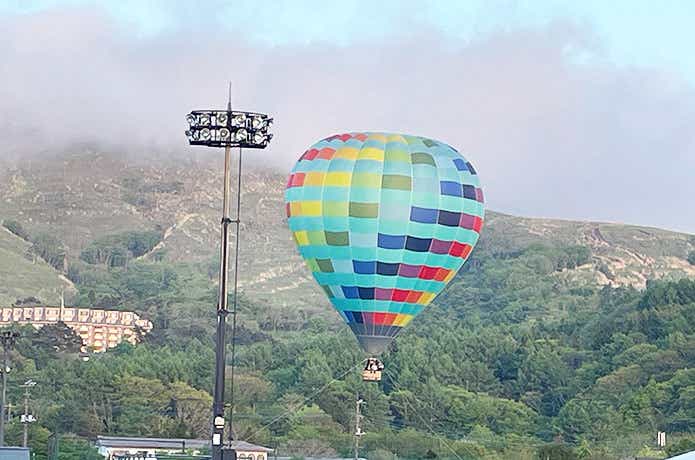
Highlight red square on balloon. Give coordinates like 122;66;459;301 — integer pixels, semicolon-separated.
449;242;466;257
434;269;449;281
392;289;410;302
461;245;472;258
420;266;438;280
473;217;484;232
374;312;397;325
405;291;423;303
303;149;319;160
289;173;305;187
317;147;336;159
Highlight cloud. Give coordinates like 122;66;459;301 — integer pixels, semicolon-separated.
1;7;694;232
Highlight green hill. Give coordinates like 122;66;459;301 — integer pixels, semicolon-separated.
0;226;76;305
1;149;692;315
0;149;693;460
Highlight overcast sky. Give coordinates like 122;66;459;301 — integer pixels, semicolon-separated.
1;1;694;233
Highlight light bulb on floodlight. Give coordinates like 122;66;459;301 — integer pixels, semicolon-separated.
199;114;211;126
235;129;248;141
232;114;246;127
200;128;211;140
186;114;196;126
253;132;266;144
251;116;266;129
216;112;228;126
220;128;230;140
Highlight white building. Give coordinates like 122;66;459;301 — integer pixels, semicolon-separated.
95;436;273;460
666;450;695;460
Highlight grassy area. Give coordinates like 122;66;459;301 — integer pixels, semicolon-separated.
0;227;75;305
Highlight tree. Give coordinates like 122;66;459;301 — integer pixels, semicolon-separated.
169;381;212;438
31;232;66;270
537;443;577;460
666;438;695;457
26;321;85;368
56;437;103;460
2;218;30;240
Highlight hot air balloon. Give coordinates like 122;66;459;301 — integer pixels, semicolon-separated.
285;132;484;381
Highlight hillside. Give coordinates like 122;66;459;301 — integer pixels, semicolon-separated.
0;226;76;305
0;149;692;312
0;149;693;459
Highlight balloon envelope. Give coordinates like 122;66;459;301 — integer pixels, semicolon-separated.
285;132;484;354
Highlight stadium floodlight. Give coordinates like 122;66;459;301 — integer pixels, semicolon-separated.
185;85;273;460
185;109;272;148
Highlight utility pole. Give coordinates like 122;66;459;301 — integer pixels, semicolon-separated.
0;330;20;446
354;395;365;460
21;380;37;447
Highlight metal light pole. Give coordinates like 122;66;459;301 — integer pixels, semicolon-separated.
21;379;37;447
0;330;20;446
185;86;273;460
354;396;364;460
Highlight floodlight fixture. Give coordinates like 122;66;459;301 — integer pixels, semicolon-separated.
185;109;272;148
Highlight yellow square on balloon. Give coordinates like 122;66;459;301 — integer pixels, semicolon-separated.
419;292;436;305
300;201;322;216
304;172;325;186
443;270;456;283
367;133;388;143
334;147;359;160
325;172;352;186
289;202;303;216
359;147;385;162
393;314;413;327
293;231;309;246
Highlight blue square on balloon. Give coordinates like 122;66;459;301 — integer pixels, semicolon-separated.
410;206;437;224
453;159;468;171
376;262;399;276
342;286;359;299
438;210;461;227
378;233;405;249
405;236;432;252
440;181;462;197
462;184;477;200
358;287;375;299
353;260;376;274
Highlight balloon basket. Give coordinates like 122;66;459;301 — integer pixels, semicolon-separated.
362;357;384;382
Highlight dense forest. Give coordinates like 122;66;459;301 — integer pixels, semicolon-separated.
1;219;694;460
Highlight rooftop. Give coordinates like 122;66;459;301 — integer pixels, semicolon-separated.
95;436;273;453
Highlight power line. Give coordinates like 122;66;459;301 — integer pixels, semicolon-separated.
382;369;472;460
246;358;366;441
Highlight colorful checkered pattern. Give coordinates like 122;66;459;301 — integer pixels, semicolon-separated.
285;132;484;353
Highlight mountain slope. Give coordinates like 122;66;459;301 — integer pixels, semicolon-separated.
0;150;692;311
0;227;76;305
